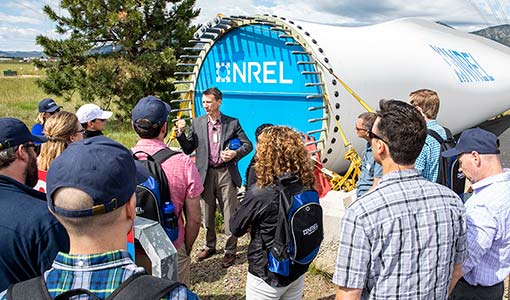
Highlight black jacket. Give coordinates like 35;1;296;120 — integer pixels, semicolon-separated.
230;185;308;287
0;175;69;291
176;114;253;187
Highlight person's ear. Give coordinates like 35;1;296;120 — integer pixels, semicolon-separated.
16;144;30;162
70;134;78;143
472;151;481;167
125;194;137;221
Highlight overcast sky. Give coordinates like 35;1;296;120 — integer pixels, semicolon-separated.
0;0;508;51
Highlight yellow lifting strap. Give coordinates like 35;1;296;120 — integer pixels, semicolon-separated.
166;91;194;144
306;54;374;191
315;58;375;113
321;93;362;192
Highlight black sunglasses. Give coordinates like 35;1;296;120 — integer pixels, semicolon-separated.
368;130;389;145
23;143;37;149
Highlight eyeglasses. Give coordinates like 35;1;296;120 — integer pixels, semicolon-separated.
367;130;389;145
75;129;85;134
23;143;36;149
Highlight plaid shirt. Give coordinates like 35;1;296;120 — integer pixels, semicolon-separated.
463;171;510;286
1;250;198;299
415;120;446;182
333;170;467;299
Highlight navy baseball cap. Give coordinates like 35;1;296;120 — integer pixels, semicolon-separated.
46;136;149;218
132;96;171;126
0;117;47;150
442;128;500;158
38;98;62;113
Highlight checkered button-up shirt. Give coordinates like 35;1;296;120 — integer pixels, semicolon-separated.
463;170;510;286
415;120;446;182
333;169;466;299
1;250;198;299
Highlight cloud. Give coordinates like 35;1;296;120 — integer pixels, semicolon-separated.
1;0;507;51
194;0;496;31
0;12;41;25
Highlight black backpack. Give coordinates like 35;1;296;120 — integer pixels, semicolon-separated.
428;128;466;195
6;272;183;300
133;149;179;223
267;173;323;277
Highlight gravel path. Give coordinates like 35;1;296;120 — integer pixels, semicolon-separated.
189;228;337;299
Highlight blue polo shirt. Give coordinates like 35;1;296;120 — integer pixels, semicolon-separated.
0;175;69;291
357;142;382;198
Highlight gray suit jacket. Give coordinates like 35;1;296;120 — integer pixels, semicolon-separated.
176;114;253;187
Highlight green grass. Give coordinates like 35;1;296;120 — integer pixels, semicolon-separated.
308;263;333;281
0;76;138;147
0;61;46;76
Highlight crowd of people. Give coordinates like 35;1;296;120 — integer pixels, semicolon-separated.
0;86;508;300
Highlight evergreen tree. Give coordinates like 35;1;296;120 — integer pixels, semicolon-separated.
36;0;200;118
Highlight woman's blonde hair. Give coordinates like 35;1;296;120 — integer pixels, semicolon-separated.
255;126;315;188
35;112;46;125
39;111;79;171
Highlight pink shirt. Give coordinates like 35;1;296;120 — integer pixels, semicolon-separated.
207;116;222;166
132;139;204;249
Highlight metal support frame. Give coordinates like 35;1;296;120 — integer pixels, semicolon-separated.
134;217;178;281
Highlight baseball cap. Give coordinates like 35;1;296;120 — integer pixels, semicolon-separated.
0;117;47;150
76;104;113;123
132;96;171;126
38;98;62;113
46;136;149;218
442;128;500;158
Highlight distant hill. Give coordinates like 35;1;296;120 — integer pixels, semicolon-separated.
471;24;510;47
0;50;44;59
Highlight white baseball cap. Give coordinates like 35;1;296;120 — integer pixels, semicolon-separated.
76;104;113;123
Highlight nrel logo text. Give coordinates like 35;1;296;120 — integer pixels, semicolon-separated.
303;223;319;236
216;61;293;84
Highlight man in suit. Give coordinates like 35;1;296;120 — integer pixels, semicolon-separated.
176;87;253;268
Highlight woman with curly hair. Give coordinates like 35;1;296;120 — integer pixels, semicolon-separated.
35;111;84;192
230;126;316;299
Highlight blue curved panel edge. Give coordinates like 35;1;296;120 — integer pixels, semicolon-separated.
196;24;323;184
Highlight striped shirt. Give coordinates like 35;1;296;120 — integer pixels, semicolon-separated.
463;170;510;286
333;170;466;299
415;120;446;182
356;142;382;198
0;250;198;299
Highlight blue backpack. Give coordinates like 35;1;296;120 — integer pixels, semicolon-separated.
268;173;323;276
132;149;178;225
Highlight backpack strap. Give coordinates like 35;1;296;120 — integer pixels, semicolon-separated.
270;173;301;259
151;148;179;165
427;128;444;144
428;127;453;144
6;276;52;300
132;148;179;206
53;288;101;300
151;148;179;205
106;273;183;300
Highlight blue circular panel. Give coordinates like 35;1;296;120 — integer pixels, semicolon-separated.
195;24;324;183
